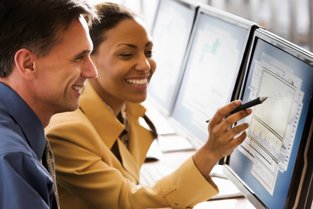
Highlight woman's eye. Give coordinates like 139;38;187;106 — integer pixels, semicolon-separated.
119;53;133;59
145;50;153;58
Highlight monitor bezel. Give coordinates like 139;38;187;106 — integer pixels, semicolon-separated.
223;28;313;209
150;0;199;35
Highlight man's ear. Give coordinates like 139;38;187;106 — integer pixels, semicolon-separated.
14;48;36;79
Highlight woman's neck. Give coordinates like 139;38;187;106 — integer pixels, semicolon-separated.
88;79;124;116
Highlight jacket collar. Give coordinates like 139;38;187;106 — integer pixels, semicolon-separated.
79;82;147;150
0;82;46;160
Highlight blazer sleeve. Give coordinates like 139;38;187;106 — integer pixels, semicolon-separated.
46;114;218;209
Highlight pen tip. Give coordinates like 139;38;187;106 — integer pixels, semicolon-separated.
260;96;268;102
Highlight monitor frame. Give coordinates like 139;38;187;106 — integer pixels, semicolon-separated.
224;28;313;209
296;127;313;209
142;0;160;33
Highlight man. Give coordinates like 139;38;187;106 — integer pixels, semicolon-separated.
0;0;98;208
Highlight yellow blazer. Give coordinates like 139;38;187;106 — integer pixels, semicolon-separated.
45;83;218;209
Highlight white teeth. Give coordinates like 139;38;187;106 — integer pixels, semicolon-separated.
72;85;85;94
126;78;148;85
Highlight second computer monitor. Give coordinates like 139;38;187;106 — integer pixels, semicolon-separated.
171;5;257;146
224;28;313;209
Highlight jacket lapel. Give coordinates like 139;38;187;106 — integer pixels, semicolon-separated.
80;83;123;150
126;103;155;166
117;139;139;181
79;83;155;182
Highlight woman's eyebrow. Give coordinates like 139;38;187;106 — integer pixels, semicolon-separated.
116;43;137;49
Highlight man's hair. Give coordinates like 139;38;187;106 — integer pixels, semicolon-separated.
90;2;137;55
0;0;98;77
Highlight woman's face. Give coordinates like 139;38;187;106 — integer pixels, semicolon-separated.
91;18;156;110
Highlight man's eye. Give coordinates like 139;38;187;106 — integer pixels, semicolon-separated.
74;55;85;62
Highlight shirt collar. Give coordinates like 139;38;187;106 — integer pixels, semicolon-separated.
0;82;46;160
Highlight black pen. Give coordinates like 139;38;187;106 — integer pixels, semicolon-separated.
206;96;268;123
229;96;268;115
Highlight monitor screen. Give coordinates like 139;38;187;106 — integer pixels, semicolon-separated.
122;0;142;16
224;28;313;209
142;0;160;32
146;0;198;116
170;6;257;147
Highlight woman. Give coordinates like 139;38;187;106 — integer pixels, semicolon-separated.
46;2;251;209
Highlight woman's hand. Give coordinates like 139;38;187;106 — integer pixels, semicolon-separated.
192;100;252;179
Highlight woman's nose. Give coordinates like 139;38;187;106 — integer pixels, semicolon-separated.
134;54;151;72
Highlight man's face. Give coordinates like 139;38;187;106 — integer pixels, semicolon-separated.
30;16;97;115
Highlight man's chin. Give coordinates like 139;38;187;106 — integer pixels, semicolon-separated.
55;102;80;114
67;103;80;112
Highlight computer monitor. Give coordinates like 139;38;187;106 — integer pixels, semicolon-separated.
170;5;258;147
146;0;198;116
224;28;313;209
141;0;160;32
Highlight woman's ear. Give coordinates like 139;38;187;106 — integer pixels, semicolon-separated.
14;48;36;79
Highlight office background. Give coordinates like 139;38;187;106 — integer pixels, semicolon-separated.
90;0;313;53
87;1;313;208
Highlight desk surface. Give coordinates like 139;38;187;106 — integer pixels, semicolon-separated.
194;198;256;209
142;141;256;209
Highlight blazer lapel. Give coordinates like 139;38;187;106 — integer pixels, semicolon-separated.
126;103;155;166
79;83;154;182
117;139;139;181
80;83;123;149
